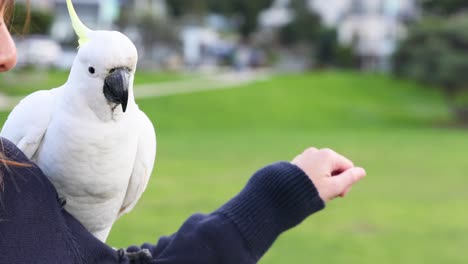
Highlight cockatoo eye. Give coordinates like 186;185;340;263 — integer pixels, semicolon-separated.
88;66;96;74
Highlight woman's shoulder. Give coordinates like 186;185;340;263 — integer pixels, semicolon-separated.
0;137;35;165
0;137;57;200
0;136;61;218
0;138;98;263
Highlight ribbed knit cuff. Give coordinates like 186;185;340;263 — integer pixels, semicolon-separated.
215;162;325;260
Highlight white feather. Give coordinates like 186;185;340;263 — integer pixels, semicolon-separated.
118;112;156;218
1;88;61;159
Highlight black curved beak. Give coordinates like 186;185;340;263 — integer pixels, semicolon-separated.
103;67;129;112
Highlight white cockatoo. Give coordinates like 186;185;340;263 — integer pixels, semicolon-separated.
0;0;156;242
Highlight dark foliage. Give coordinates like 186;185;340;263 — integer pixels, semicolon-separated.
166;0;274;37
394;15;468;123
421;0;468;16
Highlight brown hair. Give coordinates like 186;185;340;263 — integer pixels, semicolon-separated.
0;143;33;187
1;0;14;24
1;0;30;33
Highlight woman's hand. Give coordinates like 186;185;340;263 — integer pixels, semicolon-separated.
292;148;366;202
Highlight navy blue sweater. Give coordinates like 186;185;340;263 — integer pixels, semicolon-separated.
0;138;325;263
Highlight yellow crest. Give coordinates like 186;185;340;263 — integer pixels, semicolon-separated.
66;0;91;47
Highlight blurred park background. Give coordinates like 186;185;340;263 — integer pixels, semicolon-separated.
1;0;468;263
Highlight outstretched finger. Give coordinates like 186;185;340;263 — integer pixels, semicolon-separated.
331;167;366;196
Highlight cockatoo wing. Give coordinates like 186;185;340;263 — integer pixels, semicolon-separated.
1;89;60;159
118;111;156;218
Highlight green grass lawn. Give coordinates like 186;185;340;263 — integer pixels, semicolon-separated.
0;69;189;96
2;71;467;263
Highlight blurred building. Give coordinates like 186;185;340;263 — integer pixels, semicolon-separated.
20;0;167;43
259;0;418;71
259;0;293;29
310;0;418;71
181;14;241;70
124;0;168;20
51;0;120;42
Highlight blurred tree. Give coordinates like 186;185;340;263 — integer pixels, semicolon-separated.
279;0;321;45
421;0;468;16
212;0;274;37
116;2;180;68
166;0;273;37
116;2;134;29
10;3;53;35
278;1;357;69
136;14;179;48
314;28;337;67
394;16;468;123
166;0;208;17
315;28;357;68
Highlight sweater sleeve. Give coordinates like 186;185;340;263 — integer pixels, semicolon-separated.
119;162;325;264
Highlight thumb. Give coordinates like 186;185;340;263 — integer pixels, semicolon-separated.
331;167;366;197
